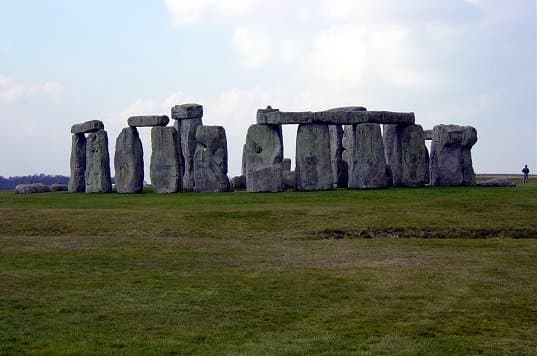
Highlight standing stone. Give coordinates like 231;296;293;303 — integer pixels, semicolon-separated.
430;124;477;186
150;126;182;193
348;124;387;189
241;144;247;175
282;158;292;171
282;171;296;190
295;124;332;191
383;124;429;186
329;125;348;188
85;130;112;193
172;104;203;191
245;124;283;192
342;125;353;167
68;133;86;192
193;126;230;192
114;127;144;193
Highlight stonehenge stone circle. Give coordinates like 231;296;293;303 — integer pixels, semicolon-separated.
127;115;169;127
172;104;203;191
71;120;104;134
114;127;144;193
348;124;388;189
85;129;112;193
383;124;430;186
295;124;332;191
282;158;292;171
193;126;230;192
150;126;182;193
244;124;284;192
68;133;86;192
430;124;477;186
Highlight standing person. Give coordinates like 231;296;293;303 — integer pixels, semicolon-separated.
522;165;530;184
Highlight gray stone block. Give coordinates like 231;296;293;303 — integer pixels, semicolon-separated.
173;117;202;191
114;127;144;193
245;124;283;192
282;171;296;190
282;158;292;171
329;125;348;188
71;120;104;134
68;133;86;193
150;126;182;193
15;183;50;194
171;103;203;119
50;183;68;192
85;130;112;193
127;115;169;127
193;126;230;192
231;175;246;191
295;124;333;191
348;124;388;189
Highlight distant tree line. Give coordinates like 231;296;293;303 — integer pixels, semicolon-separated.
0;174;69;190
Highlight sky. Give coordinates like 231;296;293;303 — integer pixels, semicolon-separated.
0;0;535;178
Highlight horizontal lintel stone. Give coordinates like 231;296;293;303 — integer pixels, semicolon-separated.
128;115;169;127
171;104;203;119
257;109;415;125
71;120;104;134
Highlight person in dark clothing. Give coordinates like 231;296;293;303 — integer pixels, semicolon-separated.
522;165;530;184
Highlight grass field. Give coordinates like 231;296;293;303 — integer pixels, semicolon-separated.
1;178;536;354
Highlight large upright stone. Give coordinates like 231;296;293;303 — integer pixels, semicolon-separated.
295;124;332;191
329;125;348;188
282;158;292;171
172;104;203;191
342;125;353;166
193;126;230;192
68;133;86;192
348;124;387;189
85;130;112;193
114;127;144;193
383;124;429;186
430;124;477;186
245;124;283;192
150;126;182;193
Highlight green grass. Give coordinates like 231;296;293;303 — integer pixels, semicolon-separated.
1;179;536;354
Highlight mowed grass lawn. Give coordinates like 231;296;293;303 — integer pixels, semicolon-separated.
1;179;536;354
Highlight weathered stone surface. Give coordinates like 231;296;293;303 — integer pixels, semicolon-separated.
282;171;296;190
245;124;284;192
430;124;477;186
424;130;433;140
295;124;332;191
193;126;230;192
231;175;246;191
85;130;112;193
171;104;203;119
477;178;516;187
257;109;414;125
282;158;292;171
173;117;202;191
114;127;144;193
329;125;348;188
50;183;68;192
128;115;169;127
383;124;429;186
71;120;104;134
241;144;247;175
15;183;50;194
68;133;86;193
348;124;388;189
150;126;182;193
342;125;353;167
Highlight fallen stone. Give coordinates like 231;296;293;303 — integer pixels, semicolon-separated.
230;175;246;191
282;158;292;171
15;183;50;194
348;124;388;189
68;133;86;192
245;124;284;192
477;178;516;187
257;109;414;125
383;124;429;186
193;126;230;192
50;183;68;192
85;130;112;193
114;127;144;193
173;115;202;191
127;115;169;127
430;124;477;186
295;124;333;191
282;171;296;190
150;126;182;193
71;120;104;134
171;103;203;119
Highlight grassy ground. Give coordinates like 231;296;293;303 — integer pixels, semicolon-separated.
1;179;536;354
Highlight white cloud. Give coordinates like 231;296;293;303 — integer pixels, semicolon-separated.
0;74;63;103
